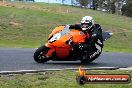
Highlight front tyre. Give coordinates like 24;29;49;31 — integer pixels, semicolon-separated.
34;46;50;63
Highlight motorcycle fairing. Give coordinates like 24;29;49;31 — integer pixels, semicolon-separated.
45;25;87;59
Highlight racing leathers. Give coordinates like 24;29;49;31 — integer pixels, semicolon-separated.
69;24;103;61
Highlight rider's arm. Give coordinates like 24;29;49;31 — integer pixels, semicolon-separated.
69;24;82;30
92;24;103;47
92;24;103;41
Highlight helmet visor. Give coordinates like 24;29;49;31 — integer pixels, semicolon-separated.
81;22;92;28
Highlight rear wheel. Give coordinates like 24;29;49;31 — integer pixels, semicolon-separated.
80;50;102;63
80;54;100;63
34;46;50;63
80;57;90;63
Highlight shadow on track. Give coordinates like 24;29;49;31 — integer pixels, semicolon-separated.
37;61;116;67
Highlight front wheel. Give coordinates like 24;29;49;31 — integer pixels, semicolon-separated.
34;46;50;63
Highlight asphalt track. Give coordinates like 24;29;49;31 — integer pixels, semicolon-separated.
0;48;132;71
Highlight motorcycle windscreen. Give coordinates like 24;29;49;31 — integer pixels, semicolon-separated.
48;26;65;40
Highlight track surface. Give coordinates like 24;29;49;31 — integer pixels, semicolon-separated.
0;48;132;71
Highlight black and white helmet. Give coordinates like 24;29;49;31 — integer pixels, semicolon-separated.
81;16;94;31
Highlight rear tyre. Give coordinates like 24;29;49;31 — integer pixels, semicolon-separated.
80;57;90;63
80;54;100;63
80;51;102;63
34;46;50;63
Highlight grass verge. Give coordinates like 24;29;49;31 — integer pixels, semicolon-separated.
0;2;132;53
0;70;132;88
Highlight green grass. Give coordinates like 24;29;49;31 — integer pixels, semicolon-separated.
0;2;132;52
0;70;132;88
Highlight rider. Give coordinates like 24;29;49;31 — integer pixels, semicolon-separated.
69;16;103;62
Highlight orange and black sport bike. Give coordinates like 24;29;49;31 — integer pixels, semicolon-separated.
34;25;112;63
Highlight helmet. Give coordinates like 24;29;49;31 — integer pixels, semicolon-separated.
81;16;94;31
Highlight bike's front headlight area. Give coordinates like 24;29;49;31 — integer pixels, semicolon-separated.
49;33;61;42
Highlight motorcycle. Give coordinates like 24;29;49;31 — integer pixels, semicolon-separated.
33;25;112;63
